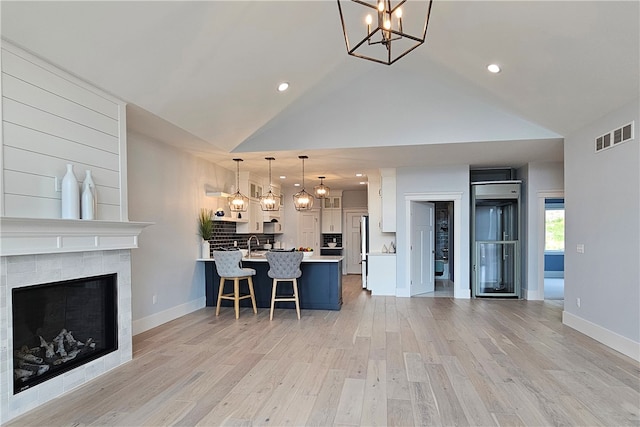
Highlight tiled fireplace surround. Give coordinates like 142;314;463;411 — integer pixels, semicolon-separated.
0;219;147;423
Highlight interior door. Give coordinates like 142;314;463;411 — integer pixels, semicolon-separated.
345;211;366;274
410;201;435;296
298;210;320;252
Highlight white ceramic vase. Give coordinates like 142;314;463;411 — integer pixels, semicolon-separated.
81;170;97;220
201;240;211;259
61;164;80;219
81;185;94;220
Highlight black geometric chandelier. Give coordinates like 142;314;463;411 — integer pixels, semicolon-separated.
337;0;433;65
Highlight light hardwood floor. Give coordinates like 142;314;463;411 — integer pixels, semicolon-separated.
8;275;639;426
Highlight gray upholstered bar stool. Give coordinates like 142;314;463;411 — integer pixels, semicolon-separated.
265;251;304;320
212;250;257;319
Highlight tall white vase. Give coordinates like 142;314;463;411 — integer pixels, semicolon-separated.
201;240;211;259
80;185;95;219
81;170;97;220
61;164;80;219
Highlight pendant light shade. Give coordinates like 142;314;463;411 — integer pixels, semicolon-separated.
228;158;249;212
314;176;330;199
260;157;281;211
293;155;314;211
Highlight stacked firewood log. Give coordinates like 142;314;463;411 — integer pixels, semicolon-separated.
14;328;96;383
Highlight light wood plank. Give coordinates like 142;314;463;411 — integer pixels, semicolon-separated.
360;359;388;426
387;398;414;427
334;378;366;426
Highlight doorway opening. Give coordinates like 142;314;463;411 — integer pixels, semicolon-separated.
410;200;456;298
544;198;565;300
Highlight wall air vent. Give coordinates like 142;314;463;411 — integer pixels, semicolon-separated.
595;121;634;152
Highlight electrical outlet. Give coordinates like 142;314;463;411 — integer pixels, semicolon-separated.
234;241;238;247
577;244;585;253
152;295;157;305
576;297;581;308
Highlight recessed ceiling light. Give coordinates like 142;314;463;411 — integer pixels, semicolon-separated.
487;64;501;73
355;173;363;177
359;181;367;185
294;183;300;187
277;82;289;92
279;175;286;179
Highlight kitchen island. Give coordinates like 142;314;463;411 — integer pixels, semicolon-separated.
199;255;343;311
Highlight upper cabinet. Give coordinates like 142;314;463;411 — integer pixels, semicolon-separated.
321;191;342;234
235;171;285;234
323;196;341;209
380;168;396;232
236;199;263;234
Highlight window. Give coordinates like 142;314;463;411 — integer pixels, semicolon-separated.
545;202;565;252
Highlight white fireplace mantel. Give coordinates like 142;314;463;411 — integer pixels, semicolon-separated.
0;217;153;256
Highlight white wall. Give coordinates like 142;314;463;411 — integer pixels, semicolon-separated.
342;189;367;208
563;99;639;360
520;161;564;299
395;165;470;297
127;132;234;334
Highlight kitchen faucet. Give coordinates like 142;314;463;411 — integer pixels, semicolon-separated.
247;235;260;255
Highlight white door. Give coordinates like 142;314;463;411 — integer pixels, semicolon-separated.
298;210;320;252
410;201;435;296
345;210;367;274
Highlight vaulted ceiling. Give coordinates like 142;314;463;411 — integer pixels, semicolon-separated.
2;1;638;189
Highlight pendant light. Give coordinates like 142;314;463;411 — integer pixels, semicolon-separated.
260;157;281;211
337;0;434;65
314;176;330;199
293;155;314;211
228;158;248;212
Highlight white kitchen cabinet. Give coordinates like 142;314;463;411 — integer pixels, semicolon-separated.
263;221;284;234
236;199;263;234
321;208;342;233
249;180;263;199
380;168;396;232
367;253;396;296
322;196;341;209
321;191;342;233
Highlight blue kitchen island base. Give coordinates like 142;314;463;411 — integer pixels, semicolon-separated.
203;257;343;311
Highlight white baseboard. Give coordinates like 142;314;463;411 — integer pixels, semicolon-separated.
396;287;410;297
562;311;640;362
132;297;206;335
526;288;543;300
454;287;471;299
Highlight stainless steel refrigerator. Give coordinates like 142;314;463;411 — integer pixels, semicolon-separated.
360;215;369;289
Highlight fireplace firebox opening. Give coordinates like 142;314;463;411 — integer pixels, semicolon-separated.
11;273;118;394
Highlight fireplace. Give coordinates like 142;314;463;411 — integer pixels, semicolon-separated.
12;274;118;394
0;246;140;424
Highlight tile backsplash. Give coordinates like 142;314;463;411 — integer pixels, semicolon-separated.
208;221;275;254
322;234;342;247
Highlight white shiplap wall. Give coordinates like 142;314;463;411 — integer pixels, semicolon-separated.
1;42;128;221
